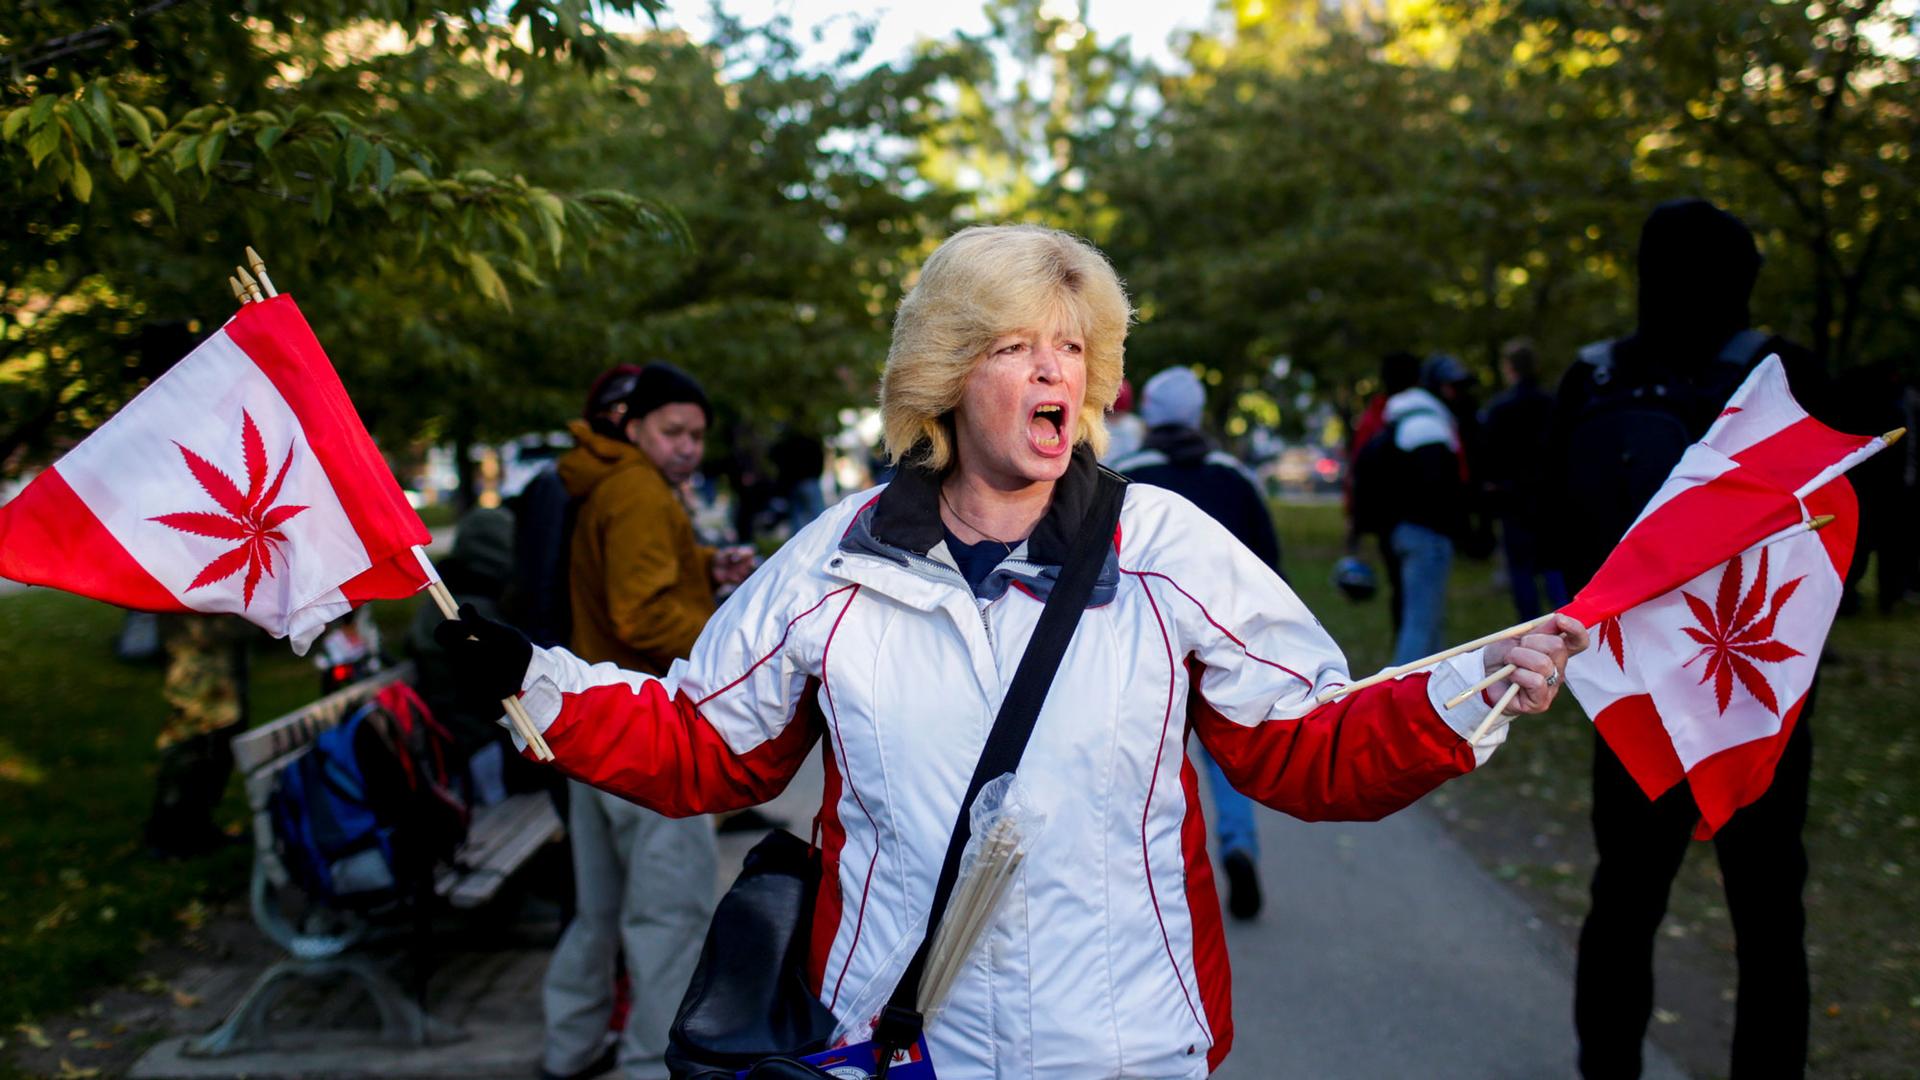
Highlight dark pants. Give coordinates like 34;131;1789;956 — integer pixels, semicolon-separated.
1573;709;1812;1079
1499;514;1569;621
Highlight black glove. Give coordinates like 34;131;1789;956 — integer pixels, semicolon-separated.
432;603;534;710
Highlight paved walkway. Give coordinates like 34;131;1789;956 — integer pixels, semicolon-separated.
128;752;1687;1079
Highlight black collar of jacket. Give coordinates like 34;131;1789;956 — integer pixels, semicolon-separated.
869;442;1112;566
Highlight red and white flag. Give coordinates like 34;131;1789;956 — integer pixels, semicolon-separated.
0;295;435;652
1561;355;1886;836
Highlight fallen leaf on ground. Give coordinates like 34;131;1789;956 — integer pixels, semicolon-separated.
16;1024;52;1049
170;989;201;1009
54;1058;101;1079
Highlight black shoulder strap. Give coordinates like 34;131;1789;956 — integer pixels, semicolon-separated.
873;467;1129;1063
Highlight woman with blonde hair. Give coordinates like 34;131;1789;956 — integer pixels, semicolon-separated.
439;224;1586;1078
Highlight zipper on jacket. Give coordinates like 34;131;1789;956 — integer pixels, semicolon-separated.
889;547;1007;650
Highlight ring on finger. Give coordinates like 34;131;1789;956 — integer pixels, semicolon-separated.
1545;669;1559;688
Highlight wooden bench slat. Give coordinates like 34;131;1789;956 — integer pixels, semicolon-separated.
433;793;562;909
233;663;413;775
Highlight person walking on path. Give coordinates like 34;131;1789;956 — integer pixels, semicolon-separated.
1351;351;1468;666
436;224;1586;1079
539;363;755;1080
1479;339;1568;621
1111;363;1283;920
1547;198;1824;1080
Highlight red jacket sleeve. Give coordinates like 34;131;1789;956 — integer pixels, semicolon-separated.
1189;659;1475;821
536;673;822;818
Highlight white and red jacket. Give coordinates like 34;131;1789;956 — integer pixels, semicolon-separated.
511;450;1503;1079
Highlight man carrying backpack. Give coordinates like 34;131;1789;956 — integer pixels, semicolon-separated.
1548;199;1824;1080
1349;351;1468;666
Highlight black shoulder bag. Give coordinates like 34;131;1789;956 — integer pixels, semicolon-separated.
666;469;1128;1080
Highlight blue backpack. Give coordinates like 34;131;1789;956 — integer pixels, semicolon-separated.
270;684;468;909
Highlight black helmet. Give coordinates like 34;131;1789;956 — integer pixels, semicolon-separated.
1332;556;1378;602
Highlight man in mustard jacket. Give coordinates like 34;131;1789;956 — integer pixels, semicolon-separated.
541;363;753;1080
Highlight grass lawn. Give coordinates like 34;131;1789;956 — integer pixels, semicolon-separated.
1276;499;1920;1080
0;590;418;1031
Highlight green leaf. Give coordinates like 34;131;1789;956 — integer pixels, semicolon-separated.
144;172;176;226
375;144;396;191
508;258;544;286
196;129;226;174
389;167;430;192
112;146;141;181
311;180;333;225
531;190;567;263
28;94;56;130
83;86;115;140
141;105;168;130
61;103;94;151
115;102;153;149
3;107;28;142
26;123;61;167
460;250;511;307
70;159;92;202
254;125;285;152
169;134;200;171
344;134;372;186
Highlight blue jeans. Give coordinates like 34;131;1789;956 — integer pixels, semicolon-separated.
1390;522;1453;666
1194;742;1258;860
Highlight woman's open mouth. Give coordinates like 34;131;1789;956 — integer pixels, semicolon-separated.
1027;402;1068;456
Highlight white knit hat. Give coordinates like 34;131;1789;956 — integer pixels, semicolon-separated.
1138;366;1206;429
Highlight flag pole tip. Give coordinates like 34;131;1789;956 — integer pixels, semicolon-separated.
1808;514;1836;531
1883;427;1907;447
235;266;266;303
244;245;279;297
227;276;248;303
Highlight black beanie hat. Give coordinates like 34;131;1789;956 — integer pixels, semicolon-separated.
623;363;711;425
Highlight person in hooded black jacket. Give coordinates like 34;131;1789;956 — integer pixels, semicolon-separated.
1547;199;1823;1080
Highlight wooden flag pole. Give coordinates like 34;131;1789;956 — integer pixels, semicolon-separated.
1468;683;1523;746
224;245;553;762
1445;664;1515;710
423;576;555;762
1314;615;1552;705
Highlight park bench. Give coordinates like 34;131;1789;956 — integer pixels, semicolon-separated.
186;662;564;1057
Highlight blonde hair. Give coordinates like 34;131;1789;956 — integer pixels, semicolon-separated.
880;224;1132;469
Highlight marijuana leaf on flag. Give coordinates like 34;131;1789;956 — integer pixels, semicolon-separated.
150;410;310;607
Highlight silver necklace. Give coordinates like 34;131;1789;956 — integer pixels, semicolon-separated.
940;486;1021;557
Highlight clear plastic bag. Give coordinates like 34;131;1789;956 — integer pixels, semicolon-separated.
828;772;1047;1046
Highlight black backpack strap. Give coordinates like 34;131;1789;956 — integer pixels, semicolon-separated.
872;467;1129;1067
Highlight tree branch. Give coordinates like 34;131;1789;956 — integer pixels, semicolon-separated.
0;0;199;78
